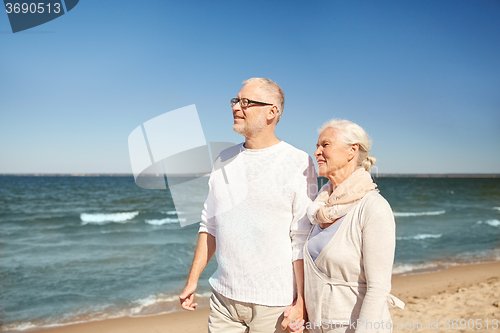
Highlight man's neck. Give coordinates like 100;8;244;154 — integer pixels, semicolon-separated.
244;132;281;149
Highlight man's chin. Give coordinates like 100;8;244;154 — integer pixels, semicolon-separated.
233;123;266;137
233;124;246;135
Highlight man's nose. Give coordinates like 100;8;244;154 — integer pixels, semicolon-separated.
314;147;322;157
232;101;242;112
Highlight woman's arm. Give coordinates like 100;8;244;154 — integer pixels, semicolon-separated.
356;194;396;333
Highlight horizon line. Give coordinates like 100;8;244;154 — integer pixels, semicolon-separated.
1;173;499;178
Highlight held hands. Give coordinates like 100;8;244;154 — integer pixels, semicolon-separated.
179;282;198;311
281;299;306;332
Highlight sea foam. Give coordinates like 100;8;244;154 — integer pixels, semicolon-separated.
397;233;442;240
392;262;441;275
161;210;185;215
477;219;500;227
80;212;139;225
393;210;445;217
129;291;211;317
145;218;182;225
2;322;38;332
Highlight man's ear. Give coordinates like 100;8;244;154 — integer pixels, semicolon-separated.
267;105;278;120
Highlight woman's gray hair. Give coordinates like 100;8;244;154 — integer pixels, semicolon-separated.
319;119;376;171
243;77;285;123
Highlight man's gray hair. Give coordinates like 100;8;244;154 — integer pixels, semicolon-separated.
243;77;285;123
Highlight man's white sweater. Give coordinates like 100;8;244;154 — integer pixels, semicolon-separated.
199;141;317;306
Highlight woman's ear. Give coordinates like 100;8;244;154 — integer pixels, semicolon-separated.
348;144;359;161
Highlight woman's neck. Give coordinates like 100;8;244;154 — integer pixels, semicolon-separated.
327;164;357;189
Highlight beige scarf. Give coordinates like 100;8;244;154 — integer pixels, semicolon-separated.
307;168;378;225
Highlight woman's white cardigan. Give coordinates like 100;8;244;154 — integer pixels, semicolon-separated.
304;191;403;333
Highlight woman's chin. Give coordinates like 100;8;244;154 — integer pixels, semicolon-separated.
317;166;328;178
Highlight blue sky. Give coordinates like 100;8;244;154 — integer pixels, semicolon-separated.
1;0;499;174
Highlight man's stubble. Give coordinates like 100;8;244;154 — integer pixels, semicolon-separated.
232;110;268;137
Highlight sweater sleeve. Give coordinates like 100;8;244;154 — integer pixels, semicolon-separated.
290;156;317;261
356;194;395;333
198;175;216;237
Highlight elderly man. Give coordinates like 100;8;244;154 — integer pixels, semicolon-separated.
179;78;317;333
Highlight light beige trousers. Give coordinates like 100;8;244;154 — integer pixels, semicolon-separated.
208;288;288;333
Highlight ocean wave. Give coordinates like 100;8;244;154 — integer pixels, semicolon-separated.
393;252;500;276
129;291;212;317
397;233;442;240
392;262;441;275
393;210;446;217
80;212;139;225
2;322;38;332
194;291;213;298
145;218;186;225
3;290;215;331
130;294;179;314
477;219;500;227
1;302;115;332
2;290;209;332
161;210;185;215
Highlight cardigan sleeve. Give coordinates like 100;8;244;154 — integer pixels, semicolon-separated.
355;194;395;333
290;155;317;261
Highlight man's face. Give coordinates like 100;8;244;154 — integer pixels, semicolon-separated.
232;82;272;137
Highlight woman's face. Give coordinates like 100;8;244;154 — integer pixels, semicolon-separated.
314;127;353;179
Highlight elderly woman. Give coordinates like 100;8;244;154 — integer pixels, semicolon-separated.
300;119;403;333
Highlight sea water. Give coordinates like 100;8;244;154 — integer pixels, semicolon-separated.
1;176;499;331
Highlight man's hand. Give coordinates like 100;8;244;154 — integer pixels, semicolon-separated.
179;232;216;311
281;299;306;332
179;282;198;311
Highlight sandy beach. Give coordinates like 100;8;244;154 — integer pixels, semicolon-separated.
31;261;500;333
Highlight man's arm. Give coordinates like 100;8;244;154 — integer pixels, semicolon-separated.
281;259;306;332
179;232;216;311
282;156;318;332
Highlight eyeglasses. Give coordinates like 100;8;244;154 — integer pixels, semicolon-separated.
230;98;273;108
